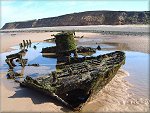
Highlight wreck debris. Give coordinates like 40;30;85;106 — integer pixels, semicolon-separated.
77;46;96;53
42;46;96;54
29;40;32;47
29;39;31;44
44;38;55;42
54;32;78;58
26;40;29;46
5;31;126;111
41;46;96;61
6;69;22;79
23;40;26;47
27;63;40;67
41;32;97;62
41;32;98;62
33;45;37;49
19;43;23;49
5;49;28;69
97;45;101;50
42;32;79;62
80;35;84;38
19;40;32;49
16;58;28;67
41;46;56;53
19;51;125;111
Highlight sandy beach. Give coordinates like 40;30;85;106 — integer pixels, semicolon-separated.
0;25;149;112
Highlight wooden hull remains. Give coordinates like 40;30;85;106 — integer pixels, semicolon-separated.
20;51;125;111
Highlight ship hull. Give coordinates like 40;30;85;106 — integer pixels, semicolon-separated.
20;51;125;111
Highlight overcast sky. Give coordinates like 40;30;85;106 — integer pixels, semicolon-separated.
1;0;149;27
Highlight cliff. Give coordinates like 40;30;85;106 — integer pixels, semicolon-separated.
1;11;150;29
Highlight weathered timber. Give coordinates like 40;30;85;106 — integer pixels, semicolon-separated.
19;51;125;111
6;69;22;79
26;40;29;45
97;45;101;50
29;40;32;45
28;63;40;67
77;46;96;53
5;49;28;69
23;40;26;47
44;38;55;42
20;40;31;48
41;46;96;62
19;43;23;49
41;46;56;53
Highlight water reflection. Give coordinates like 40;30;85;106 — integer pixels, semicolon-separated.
0;42;57;78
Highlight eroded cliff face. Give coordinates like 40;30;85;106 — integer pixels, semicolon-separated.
1;11;150;29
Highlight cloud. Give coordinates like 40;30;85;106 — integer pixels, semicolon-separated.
1;1;49;27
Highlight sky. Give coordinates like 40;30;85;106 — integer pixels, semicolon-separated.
1;0;149;28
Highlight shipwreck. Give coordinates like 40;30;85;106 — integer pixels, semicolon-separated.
5;31;126;111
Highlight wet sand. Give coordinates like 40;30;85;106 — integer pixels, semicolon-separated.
0;25;149;112
82;69;149;112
